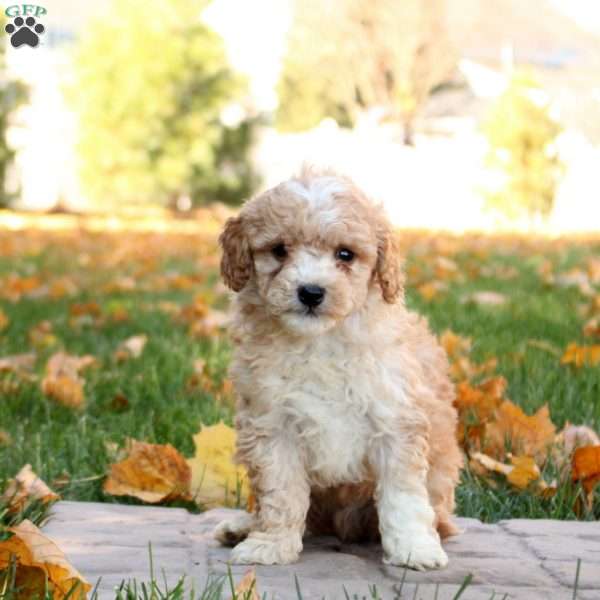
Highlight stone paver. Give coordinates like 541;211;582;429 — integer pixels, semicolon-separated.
42;502;600;599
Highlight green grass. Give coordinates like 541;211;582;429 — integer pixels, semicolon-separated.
0;228;599;524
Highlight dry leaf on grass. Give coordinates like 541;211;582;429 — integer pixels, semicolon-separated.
0;430;12;446
454;377;506;446
0;519;90;599
41;352;96;410
561;343;600;367
188;422;249;508
1;464;59;512
557;424;600;457
28;320;58;349
572;446;600;492
0;308;8;331
439;330;471;361
485;401;556;463
103;439;191;503
114;334;148;361
471;452;540;490
41;376;84;409
230;568;259;600
583;318;600;338
572;445;600;512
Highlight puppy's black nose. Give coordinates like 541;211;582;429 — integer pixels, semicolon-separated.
298;284;326;308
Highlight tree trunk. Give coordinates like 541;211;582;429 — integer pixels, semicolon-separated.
403;118;415;146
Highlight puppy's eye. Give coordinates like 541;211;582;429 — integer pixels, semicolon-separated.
271;243;288;260
336;248;355;262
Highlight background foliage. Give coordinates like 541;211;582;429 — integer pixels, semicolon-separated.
276;0;456;144
483;69;563;220
70;0;258;208
0;16;27;209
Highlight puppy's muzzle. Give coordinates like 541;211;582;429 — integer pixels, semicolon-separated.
297;284;326;308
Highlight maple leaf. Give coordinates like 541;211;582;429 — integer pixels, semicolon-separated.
0;519;91;599
561;342;600;367
0;464;59;513
103;439;191;503
484;401;556;463
187;422;249;509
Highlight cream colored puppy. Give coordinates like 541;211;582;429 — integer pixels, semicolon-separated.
214;168;462;570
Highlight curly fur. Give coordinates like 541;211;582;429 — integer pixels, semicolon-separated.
214;167;463;570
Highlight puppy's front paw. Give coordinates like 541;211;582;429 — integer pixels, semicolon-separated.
383;529;448;571
214;513;255;546
230;531;302;565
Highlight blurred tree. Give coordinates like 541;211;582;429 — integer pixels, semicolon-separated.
71;0;258;208
276;0;455;144
0;15;27;208
483;70;563;220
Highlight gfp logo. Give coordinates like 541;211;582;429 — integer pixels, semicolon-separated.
4;4;47;48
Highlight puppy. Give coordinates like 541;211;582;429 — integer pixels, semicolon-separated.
214;168;462;570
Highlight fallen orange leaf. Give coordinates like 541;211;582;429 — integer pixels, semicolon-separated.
439;330;471;361
41;376;84;409
572;445;600;513
0;308;8;331
41;352;96;410
572;445;600;491
485;401;556;463
470;452;540;490
104;439;191;503
0;519;90;599
561;342;600;367
0;464;59;513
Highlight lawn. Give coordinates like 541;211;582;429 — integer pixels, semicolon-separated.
1;213;599;524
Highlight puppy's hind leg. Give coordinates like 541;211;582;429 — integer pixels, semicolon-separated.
214;512;256;546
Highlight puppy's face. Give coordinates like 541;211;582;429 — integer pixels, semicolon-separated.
220;174;403;336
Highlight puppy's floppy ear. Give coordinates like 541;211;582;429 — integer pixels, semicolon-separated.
219;216;253;292
375;220;404;304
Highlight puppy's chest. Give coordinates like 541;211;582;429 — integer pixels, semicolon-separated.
251;341;383;483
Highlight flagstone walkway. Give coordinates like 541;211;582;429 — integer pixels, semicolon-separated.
42;501;600;599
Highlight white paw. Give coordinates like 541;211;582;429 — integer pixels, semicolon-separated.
230;531;302;565
214;513;255;546
383;529;448;571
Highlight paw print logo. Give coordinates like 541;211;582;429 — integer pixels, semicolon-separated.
5;16;45;48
